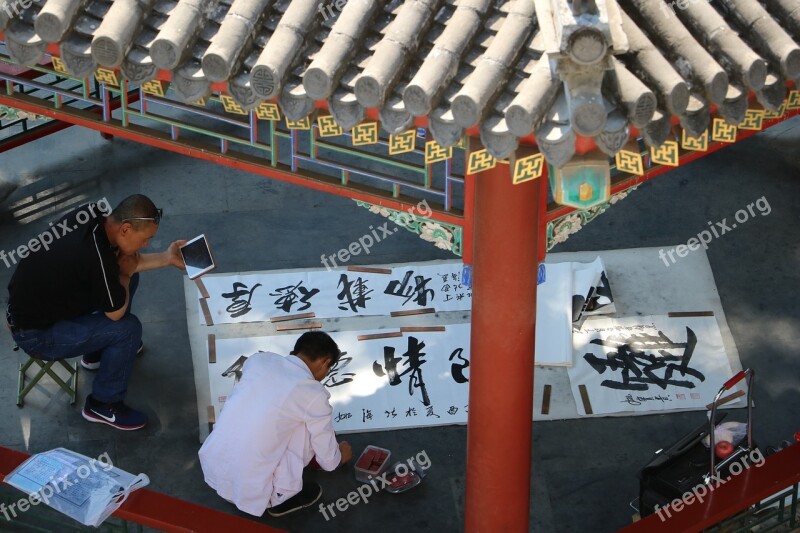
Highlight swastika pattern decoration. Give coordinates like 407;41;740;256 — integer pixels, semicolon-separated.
94;68;119;86
389;130;416;155
512;153;544;184
318;115;343;137
220;94;246;115
681;129;708;152
615;148;643;176
711;118;737;143
256;102;280;121
352;122;379;146
467;149;496;174
425;140;452;164
738;109;764;131
650;141;679;167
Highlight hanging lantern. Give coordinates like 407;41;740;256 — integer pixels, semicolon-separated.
549;151;610;209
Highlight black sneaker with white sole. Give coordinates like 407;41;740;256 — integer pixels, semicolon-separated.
82;395;147;430
81;342;144;371
266;482;322;517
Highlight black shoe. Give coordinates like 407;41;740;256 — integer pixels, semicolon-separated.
82;395;148;430
81;342;144;371
266;482;322;517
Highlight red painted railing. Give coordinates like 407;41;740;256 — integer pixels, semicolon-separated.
620;443;800;533
0;446;285;533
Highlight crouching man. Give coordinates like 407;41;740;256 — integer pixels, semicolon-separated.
199;331;352;517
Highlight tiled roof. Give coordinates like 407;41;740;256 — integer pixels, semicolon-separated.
1;0;799;165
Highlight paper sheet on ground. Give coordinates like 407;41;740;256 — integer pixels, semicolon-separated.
188;248;746;438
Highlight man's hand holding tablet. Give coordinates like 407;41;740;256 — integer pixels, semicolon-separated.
179;235;216;279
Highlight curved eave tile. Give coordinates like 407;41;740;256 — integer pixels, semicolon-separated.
1;0;798;167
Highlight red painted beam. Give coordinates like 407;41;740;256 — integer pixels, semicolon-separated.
115;489;284;533
0;71;141;153
0;67;49;81
620;443;800;533
465;162;540;531
0;446;285;533
0;120;73;153
461;173;476;265
537;166;549;263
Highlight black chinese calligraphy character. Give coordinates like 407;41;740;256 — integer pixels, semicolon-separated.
362;409;373;422
582;327;705;391
447;406;458;415
621;393;672;406
384;270;434;306
323;356;356;388
221;355;249;382
269;281;319;312
449;348;469;384
585;271;614;313
373;337;430;406
405;407;417;417
222;282;262;318
334;411;352;423
373;347;402;386
426;406;440;418
337;274;373;312
385;408;397;418
621;394;641;406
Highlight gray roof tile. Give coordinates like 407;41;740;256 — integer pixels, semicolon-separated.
2;0;799;166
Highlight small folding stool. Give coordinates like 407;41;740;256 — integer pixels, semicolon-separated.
15;346;78;407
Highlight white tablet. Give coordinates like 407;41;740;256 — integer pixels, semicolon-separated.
180;234;216;280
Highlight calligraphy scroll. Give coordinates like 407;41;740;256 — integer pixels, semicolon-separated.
198;262;471;324
208;325;472;431
567;315;741;415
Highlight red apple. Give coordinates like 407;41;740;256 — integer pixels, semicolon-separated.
715;441;734;459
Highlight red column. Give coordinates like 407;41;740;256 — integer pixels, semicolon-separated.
464;163;543;531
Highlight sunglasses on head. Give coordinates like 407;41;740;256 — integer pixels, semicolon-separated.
122;207;162;225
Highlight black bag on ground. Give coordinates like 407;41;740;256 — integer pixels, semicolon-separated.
638;369;755;518
639;415;725;516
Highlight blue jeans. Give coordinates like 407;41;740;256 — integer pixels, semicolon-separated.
12;274;142;403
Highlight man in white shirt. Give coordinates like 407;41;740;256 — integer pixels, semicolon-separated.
198;331;353;517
